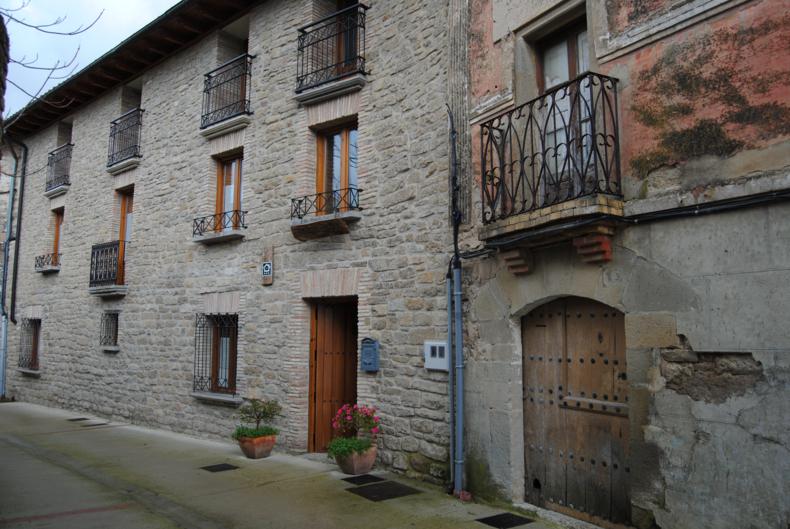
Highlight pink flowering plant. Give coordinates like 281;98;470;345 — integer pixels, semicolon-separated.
327;404;382;459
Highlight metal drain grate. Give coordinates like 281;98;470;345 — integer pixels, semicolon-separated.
342;474;386;486
67;417;90;422
347;481;421;502
200;463;239;473
476;513;535;528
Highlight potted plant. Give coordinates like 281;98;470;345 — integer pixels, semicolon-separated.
232;398;282;459
327;404;381;475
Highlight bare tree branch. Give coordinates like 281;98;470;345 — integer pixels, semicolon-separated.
1;9;103;36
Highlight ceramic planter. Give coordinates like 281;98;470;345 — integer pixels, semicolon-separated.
237;434;277;459
335;445;377;475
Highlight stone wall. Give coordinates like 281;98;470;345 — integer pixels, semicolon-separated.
5;0;455;484
464;0;790;528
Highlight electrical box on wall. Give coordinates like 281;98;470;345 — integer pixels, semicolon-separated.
360;338;380;373
424;341;449;371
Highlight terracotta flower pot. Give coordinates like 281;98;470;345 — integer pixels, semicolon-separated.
237;434;276;459
335;445;377;475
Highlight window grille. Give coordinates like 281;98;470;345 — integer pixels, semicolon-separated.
100;312;119;347
18;318;41;370
193;313;238;394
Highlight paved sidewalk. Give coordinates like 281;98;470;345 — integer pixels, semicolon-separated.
0;402;558;529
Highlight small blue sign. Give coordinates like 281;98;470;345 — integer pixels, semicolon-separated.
360;338;380;373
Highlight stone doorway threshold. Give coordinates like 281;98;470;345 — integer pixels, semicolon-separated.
513;502;611;529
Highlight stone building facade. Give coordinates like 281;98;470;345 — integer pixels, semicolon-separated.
463;0;789;528
4;0;456;483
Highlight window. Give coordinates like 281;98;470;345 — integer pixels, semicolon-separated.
215;156;243;231
52;208;64;266
118;189;134;285
315;123;358;213
18;318;41;371
193;313;238;394
100;312;119;349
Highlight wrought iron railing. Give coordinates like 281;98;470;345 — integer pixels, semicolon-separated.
100;312;119;347
89;241;125;287
108;108;143;166
480;72;621;224
193;313;238;394
192;210;247;237
34;253;61;271
201;54;253;129
290;188;361;219
46;144;73;192
18;318;40;370
296;4;367;92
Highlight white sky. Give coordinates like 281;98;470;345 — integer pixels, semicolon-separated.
3;0;181;116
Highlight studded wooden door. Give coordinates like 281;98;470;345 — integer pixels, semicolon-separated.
522;297;629;526
308;299;358;452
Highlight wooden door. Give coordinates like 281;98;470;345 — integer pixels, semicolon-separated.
522;297;629;526
118;190;133;285
308;300;358;452
53;209;64;266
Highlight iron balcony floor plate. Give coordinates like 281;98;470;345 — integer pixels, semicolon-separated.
201;463;239;473
347;481;421;502
342;474;386;486
476;513;536;528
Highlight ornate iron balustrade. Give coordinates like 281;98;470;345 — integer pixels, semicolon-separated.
193;313;238;394
480;72;621;224
18;318;40;370
201;54;253;129
192;210;247;237
34;253;61;270
100;312;119;347
296;4;367;92
290;188;361;219
108;108;143;166
89;241;124;287
46;144;73;192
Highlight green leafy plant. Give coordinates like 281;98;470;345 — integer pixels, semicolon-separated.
232;425;278;439
233;398;282;439
327;436;372;459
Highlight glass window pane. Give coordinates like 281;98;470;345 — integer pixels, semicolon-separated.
348;128;358;188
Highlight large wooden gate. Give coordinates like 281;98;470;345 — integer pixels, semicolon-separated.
308;299;358;452
522;297;629;525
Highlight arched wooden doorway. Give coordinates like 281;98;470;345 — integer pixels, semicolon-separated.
522;297;629;526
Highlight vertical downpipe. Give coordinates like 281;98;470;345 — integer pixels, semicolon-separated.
0;139;20;397
446;267;454;490
452;258;464;494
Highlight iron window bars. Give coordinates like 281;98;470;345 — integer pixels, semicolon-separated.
99;312;119;347
18;318;41;370
193;313;238;394
108;108;143;167
296;3;368;92
201;54;254;129
480;72;621;224
89;241;125;287
46;144;73;192
34;253;61;271
290;188;361;219
192;210;248;237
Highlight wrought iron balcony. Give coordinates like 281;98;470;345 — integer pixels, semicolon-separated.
108;108;143;167
480;72;621;225
192;210;247;243
34;253;61;273
46;144;73;194
290;188;361;240
296;4;368;93
89;241;125;288
201;54;253;129
291;188;361;219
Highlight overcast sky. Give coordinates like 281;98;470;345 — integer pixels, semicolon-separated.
3;0;181;116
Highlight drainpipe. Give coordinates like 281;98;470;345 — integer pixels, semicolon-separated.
0;136;22;397
446;262;454;492
446;106;467;497
9;136;26;324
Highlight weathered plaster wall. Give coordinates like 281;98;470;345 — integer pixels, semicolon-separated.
463;204;790;528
